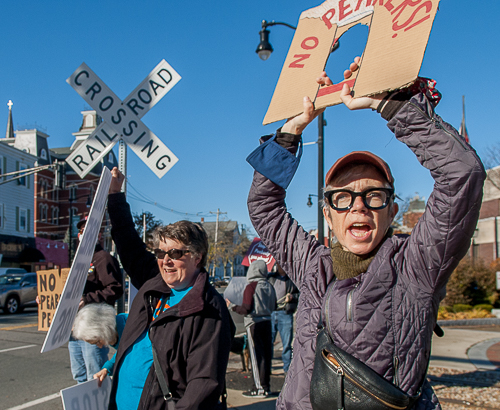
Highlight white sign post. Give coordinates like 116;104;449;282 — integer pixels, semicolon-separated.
41;168;112;353
61;377;111;410
65;60;181;178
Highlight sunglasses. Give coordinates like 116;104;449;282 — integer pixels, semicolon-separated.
324;188;395;211
154;248;191;260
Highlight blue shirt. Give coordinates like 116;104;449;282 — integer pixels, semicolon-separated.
115;287;193;410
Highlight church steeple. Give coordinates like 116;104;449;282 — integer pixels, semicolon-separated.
5;100;14;139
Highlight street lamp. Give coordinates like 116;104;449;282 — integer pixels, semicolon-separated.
256;20;296;61
307;194;318;208
257;20;339;245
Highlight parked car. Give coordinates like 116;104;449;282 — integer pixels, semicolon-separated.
0;268;27;276
0;272;38;314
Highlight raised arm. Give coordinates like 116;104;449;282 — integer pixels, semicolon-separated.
107;167;159;289
389;92;485;292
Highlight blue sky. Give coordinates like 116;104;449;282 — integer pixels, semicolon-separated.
1;1;498;236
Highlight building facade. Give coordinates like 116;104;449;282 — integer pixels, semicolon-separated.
0;141;37;268
472;166;500;263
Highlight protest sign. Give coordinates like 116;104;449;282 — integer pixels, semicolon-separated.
41;168;112;353
37;268;70;331
241;238;276;272
60;377;111;410
224;276;248;306
263;0;440;124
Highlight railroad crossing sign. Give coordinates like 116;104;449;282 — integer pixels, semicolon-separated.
66;60;181;178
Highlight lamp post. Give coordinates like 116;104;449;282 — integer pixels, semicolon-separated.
257;20;339;245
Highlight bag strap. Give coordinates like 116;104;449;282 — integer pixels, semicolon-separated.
152;344;228;409
152;344;174;403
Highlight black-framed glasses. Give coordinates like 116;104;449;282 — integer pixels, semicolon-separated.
154;248;191;260
324;188;395;211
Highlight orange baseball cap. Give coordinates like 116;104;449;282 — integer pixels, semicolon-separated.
325;151;394;188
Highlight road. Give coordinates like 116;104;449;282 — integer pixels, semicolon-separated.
0;307;72;410
0;286;242;410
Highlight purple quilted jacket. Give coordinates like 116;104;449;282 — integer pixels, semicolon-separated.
247;93;485;410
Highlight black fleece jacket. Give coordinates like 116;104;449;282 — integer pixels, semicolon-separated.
107;193;235;410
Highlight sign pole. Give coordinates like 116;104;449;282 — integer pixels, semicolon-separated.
118;139;127;195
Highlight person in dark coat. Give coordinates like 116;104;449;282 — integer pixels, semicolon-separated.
68;218;123;383
107;167;235;410
247;60;485;409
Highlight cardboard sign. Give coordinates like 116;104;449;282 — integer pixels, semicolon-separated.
263;0;440;124
60;377;111;410
66;60;181;178
37;268;70;331
241;238;276;272
66;62;180;178
41;168;112;353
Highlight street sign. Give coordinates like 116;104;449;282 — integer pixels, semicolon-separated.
41;167;111;353
66;60;181;178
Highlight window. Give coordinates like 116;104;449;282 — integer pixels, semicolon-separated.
0;203;3;228
40;149;48;160
18;208;27;232
17;163;27;186
52;207;59;225
39;179;46;198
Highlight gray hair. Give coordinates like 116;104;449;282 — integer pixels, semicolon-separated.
152;220;208;269
72;303;117;345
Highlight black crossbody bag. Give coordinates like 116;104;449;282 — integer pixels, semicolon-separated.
310;325;421;410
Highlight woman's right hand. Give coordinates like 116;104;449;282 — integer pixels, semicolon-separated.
93;368;109;387
109;167;125;194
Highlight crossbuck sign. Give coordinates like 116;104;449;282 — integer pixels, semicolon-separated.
66;60;181;178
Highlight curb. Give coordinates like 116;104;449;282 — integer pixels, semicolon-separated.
437;318;500;327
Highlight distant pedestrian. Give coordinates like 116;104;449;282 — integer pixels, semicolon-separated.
268;264;299;375
227;260;277;398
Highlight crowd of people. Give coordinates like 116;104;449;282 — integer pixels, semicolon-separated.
63;57;484;410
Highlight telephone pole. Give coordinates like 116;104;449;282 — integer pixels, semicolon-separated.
209;208;227;276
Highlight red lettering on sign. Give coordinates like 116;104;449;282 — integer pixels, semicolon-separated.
391;1;432;38
384;0;395;11
339;0;353;21
301;37;319;50
289;54;311;68
322;8;336;29
317;79;356;97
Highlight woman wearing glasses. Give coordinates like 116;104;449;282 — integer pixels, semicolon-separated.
105;168;235;410
247;63;485;410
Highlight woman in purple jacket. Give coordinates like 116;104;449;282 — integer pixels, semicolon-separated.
247;62;485;410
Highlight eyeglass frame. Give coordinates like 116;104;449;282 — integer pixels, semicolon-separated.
154;248;192;260
323;187;395;211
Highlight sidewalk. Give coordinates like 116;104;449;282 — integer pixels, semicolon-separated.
225;325;500;409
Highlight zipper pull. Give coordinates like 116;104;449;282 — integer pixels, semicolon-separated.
336;365;344;410
393;356;400;386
